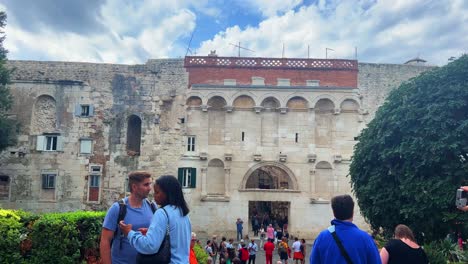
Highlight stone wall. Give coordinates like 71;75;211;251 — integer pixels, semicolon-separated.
0;58;433;237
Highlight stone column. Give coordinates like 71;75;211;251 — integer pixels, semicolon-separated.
201;167;207;196
224;168;231;196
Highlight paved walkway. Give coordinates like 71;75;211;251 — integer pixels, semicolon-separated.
197;234;312;264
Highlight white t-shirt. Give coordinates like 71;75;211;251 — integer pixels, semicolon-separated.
292;241;301;252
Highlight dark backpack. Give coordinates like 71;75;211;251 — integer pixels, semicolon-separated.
114;198;157;250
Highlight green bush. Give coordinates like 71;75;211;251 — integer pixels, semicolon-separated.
0;209;105;264
423;239;468;264
0;209;23;264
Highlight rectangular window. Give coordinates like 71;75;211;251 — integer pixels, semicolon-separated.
178;167;197;188
42;173;56;189
37;135;63;151
45;136;58;151
187;136;196;152
81;105;90;116
242;132;245;142
295;133;299;143
80;139;92;154
90;175;100;187
0;175;9;200
277;78;290;86
306;80;320;87
75;104;94;117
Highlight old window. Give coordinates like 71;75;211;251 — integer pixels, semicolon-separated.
0;175;9;200
178;167;196;188
74;104;94;117
277;78;290;86
127;115;142;155
36;135;63;151
295;133;299;143
242;132;245;142
88;165;102;202
80;138;93;154
42;173;56;189
187;136;196;152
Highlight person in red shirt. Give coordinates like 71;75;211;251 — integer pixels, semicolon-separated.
190;233;198;264
239;243;249;264
263;238;275;264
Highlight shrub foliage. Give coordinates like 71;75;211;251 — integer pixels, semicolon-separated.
350;55;468;242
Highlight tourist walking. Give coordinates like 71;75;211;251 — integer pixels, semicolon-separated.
212;235;219;264
292;237;303;264
248;238;258;264
264;238;275;264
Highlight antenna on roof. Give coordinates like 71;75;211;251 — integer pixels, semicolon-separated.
282;43;285;58
325;47;334;59
308;45;310;59
229;42;255;57
185;30;195;57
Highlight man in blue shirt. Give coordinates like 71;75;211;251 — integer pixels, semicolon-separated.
310;194;381;264
100;171;155;264
236;218;244;241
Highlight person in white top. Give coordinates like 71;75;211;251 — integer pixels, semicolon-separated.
292;237;304;264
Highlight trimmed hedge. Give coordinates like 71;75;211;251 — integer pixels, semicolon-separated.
0;209;105;264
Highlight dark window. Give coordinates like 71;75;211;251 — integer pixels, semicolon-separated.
242;132;245;142
0;175;9;199
81;105;90;116
46;136;58;151
177;167;197;188
90;175;100;187
42;174;56;189
295;133;299;143
187;136;196;152
127;115;142;155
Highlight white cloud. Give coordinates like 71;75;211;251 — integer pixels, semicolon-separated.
197;0;468;65
3;0;196;63
243;0;303;17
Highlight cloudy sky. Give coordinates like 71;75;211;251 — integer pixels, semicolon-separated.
0;0;467;65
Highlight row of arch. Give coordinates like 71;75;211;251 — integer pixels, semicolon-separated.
187;93;361;111
204;159;338;195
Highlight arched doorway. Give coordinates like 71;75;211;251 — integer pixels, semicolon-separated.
242;162;297;232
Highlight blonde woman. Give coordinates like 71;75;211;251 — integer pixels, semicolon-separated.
380;224;428;264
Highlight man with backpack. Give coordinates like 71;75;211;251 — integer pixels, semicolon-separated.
100;171;156;264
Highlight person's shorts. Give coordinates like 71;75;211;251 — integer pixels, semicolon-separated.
293;252;304;260
280;252;288;260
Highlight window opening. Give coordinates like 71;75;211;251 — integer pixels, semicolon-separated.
187;136;196;152
81;105;90;116
42;173;56;189
242;132;245;142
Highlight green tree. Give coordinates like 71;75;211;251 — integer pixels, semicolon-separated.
0;11;16;151
350;55;468;242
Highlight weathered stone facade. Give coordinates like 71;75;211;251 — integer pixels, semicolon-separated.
0;56;432;238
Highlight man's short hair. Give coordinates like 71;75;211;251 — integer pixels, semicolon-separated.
331;194;354;220
128;171;151;192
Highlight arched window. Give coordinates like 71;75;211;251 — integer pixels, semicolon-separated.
260;97;280;146
314;99;335;147
31;95;57;134
246;165;291;189
127;115;142;155
315;161;335;197
207;96;227;145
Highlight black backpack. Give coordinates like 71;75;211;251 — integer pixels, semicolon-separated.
114;198;157;250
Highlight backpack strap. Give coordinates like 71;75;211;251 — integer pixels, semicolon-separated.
160;207;169;235
113;198;127;251
145;198;157;213
328;225;353;264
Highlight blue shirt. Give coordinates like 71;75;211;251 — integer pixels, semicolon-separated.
102;197;154;264
128;205;191;264
310;219;381;264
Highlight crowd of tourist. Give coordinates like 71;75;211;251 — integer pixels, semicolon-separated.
100;171;464;264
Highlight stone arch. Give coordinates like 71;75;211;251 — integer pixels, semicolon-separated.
127;115;142;155
229;91;258;106
207;96;227;110
314;98;335;112
233;95;255;109
31;94;57;134
241;162;298;190
286;96;309;110
315;161;335;197
207;158;225;195
186;96;202;107
340;98;360;112
260;96;281;110
311;95;336;109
